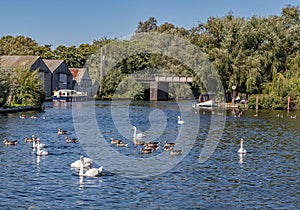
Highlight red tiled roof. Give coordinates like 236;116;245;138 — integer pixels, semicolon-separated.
69;68;86;82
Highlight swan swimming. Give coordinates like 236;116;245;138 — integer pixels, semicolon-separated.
71;156;93;168
32;138;45;148
36;139;48;156
133;126;145;139
178;116;185;124
238;138;247;154
79;156;103;177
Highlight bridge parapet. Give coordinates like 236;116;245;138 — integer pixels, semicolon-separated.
130;74;193;83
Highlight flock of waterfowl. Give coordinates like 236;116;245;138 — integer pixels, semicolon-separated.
2;114;187;177
3;113;104;177
108;116;185;157
3;111;297;175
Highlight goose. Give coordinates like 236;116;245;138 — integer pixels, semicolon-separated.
117;142;129;147
144;144;160;151
3;138;18;145
57;128;67;135
32;138;45;148
110;137;123;145
140;148;153;154
164;141;175;147
36;139;48;156
24;137;34;142
71;156;93;168
133;138;145;146
178;116;184;124
170;148;182;156
144;141;160;147
133;126;145;139
238;138;247;154
163;145;173;151
79;156;103;177
65;136;78;143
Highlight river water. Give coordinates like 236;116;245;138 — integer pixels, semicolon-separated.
0;100;299;209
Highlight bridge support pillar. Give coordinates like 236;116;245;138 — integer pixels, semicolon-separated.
150;81;169;101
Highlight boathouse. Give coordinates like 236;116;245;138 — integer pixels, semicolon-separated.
0;55;52;97
43;59;73;91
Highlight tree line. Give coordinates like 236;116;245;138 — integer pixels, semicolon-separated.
0;5;299;109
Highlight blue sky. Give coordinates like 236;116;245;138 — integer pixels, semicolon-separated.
0;0;299;48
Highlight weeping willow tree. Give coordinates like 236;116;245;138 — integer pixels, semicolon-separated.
6;66;45;107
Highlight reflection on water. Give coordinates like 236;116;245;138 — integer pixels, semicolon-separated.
238;153;245;164
0;101;298;209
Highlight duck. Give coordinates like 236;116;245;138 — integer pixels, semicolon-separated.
238;138;247;154
71;156;93;168
57;128;67;135
79;156;103;177
32;138;45;148
133;126;145;139
36;139;48;156
3;138;18;145
170;148;182;156
140;148;153;154
65;136;78;143
110;137;123;145
290;115;296;119
164;141;175;147
177;116;185;124
30;115;37;119
19;115;26;119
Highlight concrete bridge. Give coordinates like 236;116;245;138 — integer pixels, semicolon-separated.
131;74;193;101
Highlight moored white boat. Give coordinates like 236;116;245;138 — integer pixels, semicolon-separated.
192;100;216;108
52;89;87;102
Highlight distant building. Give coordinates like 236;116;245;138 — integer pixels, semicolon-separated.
0;55;52;97
43;59;73;92
69;68;98;97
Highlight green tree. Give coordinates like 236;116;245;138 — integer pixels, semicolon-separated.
0;35;40;55
136;17;158;33
7;66;45;106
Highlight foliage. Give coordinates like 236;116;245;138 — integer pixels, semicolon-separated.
0;5;299;108
0;58;10;107
190;5;300;109
8;67;45;107
113;76;145;100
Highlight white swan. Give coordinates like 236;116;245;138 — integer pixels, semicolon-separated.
71;156;93;168
79;156;103;177
178;116;184;124
32;138;45;148
36;139;48;156
133;126;145;139
238;138;247;154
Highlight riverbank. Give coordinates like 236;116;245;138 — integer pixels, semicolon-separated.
0;105;42;114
